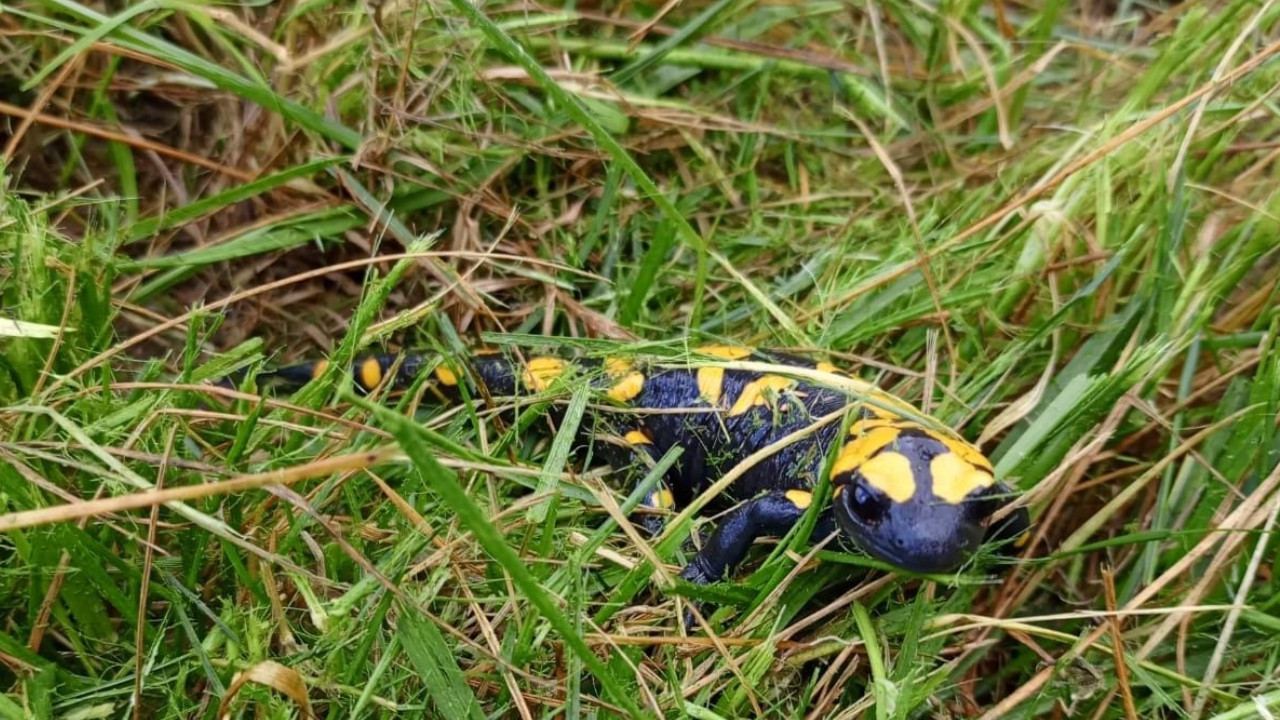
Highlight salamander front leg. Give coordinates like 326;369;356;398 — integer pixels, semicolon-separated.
678;491;809;585
677;490;835;627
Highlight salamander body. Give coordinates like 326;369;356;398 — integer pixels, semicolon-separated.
232;343;1030;595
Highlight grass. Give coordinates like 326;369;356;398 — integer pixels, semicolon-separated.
2;0;1280;718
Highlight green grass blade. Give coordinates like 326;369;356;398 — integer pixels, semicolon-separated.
29;0;362;149
446;0;722;333
610;0;738;85
529;383;589;523
124;157;348;243
361;397;647;720
397;608;486;720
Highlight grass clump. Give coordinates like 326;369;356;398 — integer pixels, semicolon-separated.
3;1;1280;718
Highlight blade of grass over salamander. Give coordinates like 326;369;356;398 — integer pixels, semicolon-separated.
529;384;590;523
564;444;682;573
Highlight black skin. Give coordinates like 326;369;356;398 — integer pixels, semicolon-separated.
574;355;851;511
228;347;1031;623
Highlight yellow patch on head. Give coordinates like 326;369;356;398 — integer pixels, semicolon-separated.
859;451;916;503
785;489;813;510
358;357;384;390
1013;530;1031;548
695;344;753;360
929;453;995;505
602;357;644;403
310;359;330;380
936;434;994;472
648;488;675;510
728;375;797;416
849;412;911;435
434;365;459;387
697;366;725;406
623;429;652;446
522;356;566;392
830;426;902;479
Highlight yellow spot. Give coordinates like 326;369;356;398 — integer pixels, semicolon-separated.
1013;530;1031;548
728;375;796;416
434;365;459;387
358;357;384;390
697;366;725;406
624;430;652;446
695;344;753;360
852;417;980;456
830;426;902;478
860;451;916;503
929;453;995;504
608;373;645;402
522;357;566;392
648;488;675;509
936;434;994;472
785;490;813;510
310;359;330;380
603;357;644;403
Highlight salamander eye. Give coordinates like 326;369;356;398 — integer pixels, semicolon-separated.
848;482;889;524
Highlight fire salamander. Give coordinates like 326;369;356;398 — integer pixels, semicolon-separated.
229;343;1030;601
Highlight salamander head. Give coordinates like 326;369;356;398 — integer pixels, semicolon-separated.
828;423;1016;574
